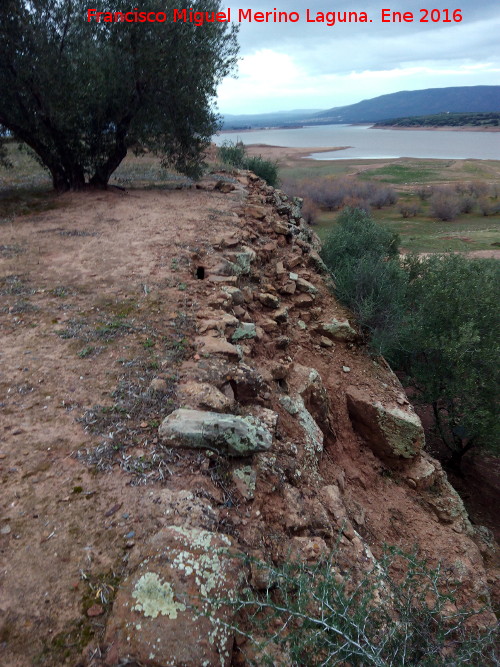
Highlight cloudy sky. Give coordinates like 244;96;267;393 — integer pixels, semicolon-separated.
217;0;500;114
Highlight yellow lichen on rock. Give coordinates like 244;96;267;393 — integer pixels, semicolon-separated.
132;572;186;619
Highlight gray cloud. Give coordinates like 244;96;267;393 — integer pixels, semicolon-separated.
218;1;500;112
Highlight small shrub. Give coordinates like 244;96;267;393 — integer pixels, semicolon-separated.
218;140;278;186
224;547;498;666
244;155;279;187
321;208;405;355
416;185;433;201
430;188;461;221
459;195;476;214
399;203;421;218
368;186;398;209
217;140;246;168
478;198;494;216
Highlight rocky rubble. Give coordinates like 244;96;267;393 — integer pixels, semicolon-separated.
100;170;497;665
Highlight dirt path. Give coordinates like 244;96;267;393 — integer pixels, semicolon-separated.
0;184;247;665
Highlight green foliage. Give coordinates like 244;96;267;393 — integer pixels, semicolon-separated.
218;140;279;186
320;210;499;465
218;140;247;168
376;111;500;129
0;1;238;190
227;548;498;666
393;254;500;464
244;155;279;187
321;208;405;355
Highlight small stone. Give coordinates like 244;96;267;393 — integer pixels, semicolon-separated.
342;366;351;373
125;531;135;539
245;204;267;220
275;261;286;276
87;604;104;617
196;336;240;361
286;254;302;269
316;318;357;342
279;281;296;295
289;272;298;281
232;323;257;342
294;293;315;308
159;409;273;456
140;422;148;428
320;336;334;348
297;320;307;330
276;336;291;349
215;181;235;193
258;293;280;309
296;277;318;294
148;378;168;394
1;525;12;535
231;465;257;500
221;286;244;305
272;307;289;324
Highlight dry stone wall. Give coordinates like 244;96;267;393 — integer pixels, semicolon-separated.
101;170;496;665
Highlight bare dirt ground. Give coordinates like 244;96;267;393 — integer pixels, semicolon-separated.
0;183;251;665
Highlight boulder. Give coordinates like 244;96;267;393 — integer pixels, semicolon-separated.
295;277;318;294
221;286;245;305
178;381;233;412
401;452;438;490
244;204;267;219
104;527;243;667
196;336;241;361
346;387;424;461
315;318;357;342
159;409;273;456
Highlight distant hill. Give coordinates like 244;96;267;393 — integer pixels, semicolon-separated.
315;86;500;124
221;109;323;130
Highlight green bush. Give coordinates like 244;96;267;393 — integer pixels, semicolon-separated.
226;547;498;666
218;140;247;168
321;208;405;355
244;155;279;187
320;211;499;467
393;254;500;467
218;140;279;187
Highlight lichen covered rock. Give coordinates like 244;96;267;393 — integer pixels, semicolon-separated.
159;408;273;456
346;387;424;461
104;527;244;666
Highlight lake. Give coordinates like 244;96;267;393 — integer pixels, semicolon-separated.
214;124;500;160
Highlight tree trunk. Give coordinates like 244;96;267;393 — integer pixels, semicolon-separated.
446;438;476;475
89;139;128;188
49;163;86;192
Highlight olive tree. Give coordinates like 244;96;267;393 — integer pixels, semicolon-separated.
396;254;499;469
0;0;238;190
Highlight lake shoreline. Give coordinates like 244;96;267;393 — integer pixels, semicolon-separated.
371;124;500;133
